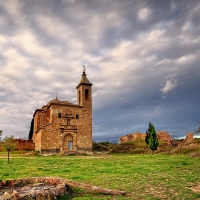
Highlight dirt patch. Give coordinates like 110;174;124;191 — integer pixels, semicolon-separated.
190;182;200;193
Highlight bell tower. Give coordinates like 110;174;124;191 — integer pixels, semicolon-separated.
76;66;93;108
76;66;93;151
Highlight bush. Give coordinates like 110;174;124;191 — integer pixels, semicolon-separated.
33;150;40;156
92;141;113;151
109;140;149;154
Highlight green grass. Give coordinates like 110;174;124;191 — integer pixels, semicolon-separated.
0;152;200;199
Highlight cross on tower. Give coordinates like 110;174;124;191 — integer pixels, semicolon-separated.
83;65;86;73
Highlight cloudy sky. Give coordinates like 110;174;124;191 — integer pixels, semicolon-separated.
0;0;200;142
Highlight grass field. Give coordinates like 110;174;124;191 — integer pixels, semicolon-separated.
0;151;200;199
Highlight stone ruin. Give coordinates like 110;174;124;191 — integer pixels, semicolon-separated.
182;132;194;145
119;131;194;147
0;177;71;200
120;131;145;143
157;130;172;146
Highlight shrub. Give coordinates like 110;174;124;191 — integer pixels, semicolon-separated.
92;141;113;151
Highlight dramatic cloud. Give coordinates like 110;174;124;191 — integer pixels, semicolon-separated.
137;8;151;20
160;79;177;94
160;74;178;98
0;0;200;141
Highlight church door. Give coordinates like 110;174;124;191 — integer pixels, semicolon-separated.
68;141;73;150
63;134;73;150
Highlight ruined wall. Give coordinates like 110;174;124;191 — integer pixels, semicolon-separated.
120;132;145;143
0;140;35;151
120;131;196;147
15;139;35;150
182;132;194;145
120;130;171;145
157;130;172;146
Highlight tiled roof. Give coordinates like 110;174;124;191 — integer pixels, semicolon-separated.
76;71;92;88
43;98;78;108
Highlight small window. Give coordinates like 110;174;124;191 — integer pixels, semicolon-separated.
67;119;70;126
58;113;61;118
85;89;89;100
76;114;79;119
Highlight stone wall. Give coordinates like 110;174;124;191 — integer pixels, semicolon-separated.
0;139;35;151
15;139;35;150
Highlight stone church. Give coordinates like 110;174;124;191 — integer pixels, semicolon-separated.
32;69;93;154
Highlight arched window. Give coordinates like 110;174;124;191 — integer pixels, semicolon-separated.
85;89;89;100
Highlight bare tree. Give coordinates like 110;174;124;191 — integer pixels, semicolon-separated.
194;121;200;135
170;131;179;140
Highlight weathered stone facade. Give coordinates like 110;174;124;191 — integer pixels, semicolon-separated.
32;70;93;154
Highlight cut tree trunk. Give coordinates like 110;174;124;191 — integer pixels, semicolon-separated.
63;179;126;195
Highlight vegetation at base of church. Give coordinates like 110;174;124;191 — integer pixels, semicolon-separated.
2;135;17;163
0;153;200;199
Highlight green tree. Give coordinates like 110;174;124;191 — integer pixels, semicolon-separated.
148;125;159;157
28;118;34;140
145;122;153;145
2;136;17;163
